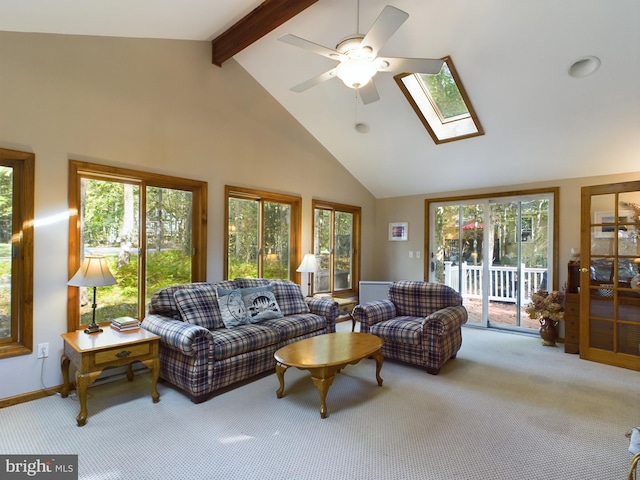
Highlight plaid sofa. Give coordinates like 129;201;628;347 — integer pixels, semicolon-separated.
142;278;338;403
352;281;467;374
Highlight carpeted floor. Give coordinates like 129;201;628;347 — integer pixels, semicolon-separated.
1;322;637;479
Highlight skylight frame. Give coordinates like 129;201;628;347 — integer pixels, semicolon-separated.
395;56;484;145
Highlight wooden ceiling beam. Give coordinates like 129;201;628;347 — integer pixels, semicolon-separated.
211;0;319;67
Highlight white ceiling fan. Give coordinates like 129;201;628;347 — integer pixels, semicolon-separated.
278;4;443;105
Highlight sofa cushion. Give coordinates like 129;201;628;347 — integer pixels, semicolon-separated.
390;281;462;317
211;324;280;360
173;285;225;330
150;282;211;318
370;316;423;345
149;281;236;318
260;313;326;342
269;280;310;316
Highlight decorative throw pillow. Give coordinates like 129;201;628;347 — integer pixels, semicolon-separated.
173;286;221;330
269;280;310;316
215;288;251;328
217;285;283;325
240;285;283;323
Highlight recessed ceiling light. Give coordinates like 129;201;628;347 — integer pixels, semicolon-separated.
354;122;370;134
569;56;601;78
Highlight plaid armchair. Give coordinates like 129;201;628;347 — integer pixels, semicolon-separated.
352;281;467;374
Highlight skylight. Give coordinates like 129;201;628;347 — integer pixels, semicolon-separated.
395;56;483;144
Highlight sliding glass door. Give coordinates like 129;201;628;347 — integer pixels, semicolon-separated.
428;191;556;331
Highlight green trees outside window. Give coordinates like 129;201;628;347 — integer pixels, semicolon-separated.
69;161;207;329
312;200;360;297
225;186;300;281
0;148;34;358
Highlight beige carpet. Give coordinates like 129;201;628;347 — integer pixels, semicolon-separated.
1;322;637;479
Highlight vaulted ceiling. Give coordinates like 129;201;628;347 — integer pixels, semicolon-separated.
1;0;638;198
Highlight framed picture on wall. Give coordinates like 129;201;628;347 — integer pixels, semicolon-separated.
389;222;408;241
594;210;633;238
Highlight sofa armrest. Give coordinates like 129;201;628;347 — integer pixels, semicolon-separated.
305;297;339;333
142;314;212;356
353;299;397;333
421;305;468;336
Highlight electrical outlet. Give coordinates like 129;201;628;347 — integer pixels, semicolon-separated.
416;251;421;258
37;343;49;359
408;251;413;258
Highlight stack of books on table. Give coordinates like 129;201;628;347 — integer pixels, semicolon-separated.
110;317;140;332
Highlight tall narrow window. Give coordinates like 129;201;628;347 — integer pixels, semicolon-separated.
68;161;207;331
312;200;361;297
0;148;34;359
225;186;301;281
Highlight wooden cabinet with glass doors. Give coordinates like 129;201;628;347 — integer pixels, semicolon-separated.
580;181;640;370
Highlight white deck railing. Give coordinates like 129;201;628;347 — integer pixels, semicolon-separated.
443;261;547;303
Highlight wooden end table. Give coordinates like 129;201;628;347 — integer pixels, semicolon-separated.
274;332;383;418
60;327;160;426
330;297;358;331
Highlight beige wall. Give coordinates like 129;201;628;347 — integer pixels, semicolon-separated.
1;30;636;401
0;32;376;400
372;172;640;286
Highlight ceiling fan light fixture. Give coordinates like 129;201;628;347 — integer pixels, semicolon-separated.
336;58;377;89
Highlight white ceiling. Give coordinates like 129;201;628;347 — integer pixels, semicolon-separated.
1;0;638;199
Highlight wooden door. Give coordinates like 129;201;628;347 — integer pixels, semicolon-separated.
580;181;640;370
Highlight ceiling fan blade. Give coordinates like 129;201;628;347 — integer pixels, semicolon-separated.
377;57;444;75
361;5;409;56
358;80;380;105
289;68;337;93
278;34;345;61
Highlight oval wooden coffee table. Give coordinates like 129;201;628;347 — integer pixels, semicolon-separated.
274;332;383;418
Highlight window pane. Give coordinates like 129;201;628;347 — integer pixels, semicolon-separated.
263;201;290;280
146;186;193;307
334;211;353;291
314;209;331;292
395;57;483;144
420;63;469;120
228;197;259;279
0;166;12;341
80;178;140;324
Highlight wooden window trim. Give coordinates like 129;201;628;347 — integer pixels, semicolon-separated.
225;185;302;282
425;187;560;289
395;56;484;145
0;148;34;359
312;199;361;298
68;160;207;332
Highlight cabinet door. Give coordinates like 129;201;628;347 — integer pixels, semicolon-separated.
580;181;640;370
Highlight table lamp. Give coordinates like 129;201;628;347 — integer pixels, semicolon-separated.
296;253;318;296
68;255;117;334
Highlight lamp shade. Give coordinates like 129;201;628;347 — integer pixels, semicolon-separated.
335;58;377;89
296;253;318;274
68;255;117;287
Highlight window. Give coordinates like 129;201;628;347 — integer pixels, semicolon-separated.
225;186;301;281
312;200;360;297
0;148;34;359
395;56;483;144
427;188;558;330
68;161;207;331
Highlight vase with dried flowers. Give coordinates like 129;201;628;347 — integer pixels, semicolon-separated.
525;289;565;346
